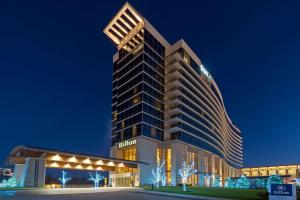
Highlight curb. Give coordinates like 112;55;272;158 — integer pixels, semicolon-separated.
135;190;235;200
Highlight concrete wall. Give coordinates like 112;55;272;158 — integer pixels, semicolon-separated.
136;137;158;185
14;158;46;188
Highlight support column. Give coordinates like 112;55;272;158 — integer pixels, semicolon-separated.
198;151;205;186
14;158;45;188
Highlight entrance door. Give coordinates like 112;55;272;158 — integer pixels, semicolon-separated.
115;177;135;187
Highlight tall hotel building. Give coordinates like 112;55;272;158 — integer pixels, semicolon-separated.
104;2;243;187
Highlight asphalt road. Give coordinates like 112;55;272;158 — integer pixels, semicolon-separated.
0;188;207;200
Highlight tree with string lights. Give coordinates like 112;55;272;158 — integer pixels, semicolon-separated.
58;171;71;188
178;161;197;191
89;172;104;188
152;161;165;188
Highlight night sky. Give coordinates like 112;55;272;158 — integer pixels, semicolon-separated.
0;0;300;168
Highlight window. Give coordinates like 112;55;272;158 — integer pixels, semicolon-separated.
113;112;118;121
133;95;140;104
156;148;162;166
204;157;208;173
123;147;136;161
132;126;137;137
211;156;215;174
151;127;157;138
166;148;172;184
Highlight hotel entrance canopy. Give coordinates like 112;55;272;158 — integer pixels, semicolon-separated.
7;145;145;171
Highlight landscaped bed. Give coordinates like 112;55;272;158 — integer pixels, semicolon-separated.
143;186;268;200
0;187;38;191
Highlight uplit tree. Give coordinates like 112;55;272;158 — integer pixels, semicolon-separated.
152;161;165;188
256;178;267;188
89;172;104;188
293;178;300;186
267;174;282;188
224;177;235;188
235;175;250;189
6;176;17;188
0;176;17;188
178;161;197;191
58;171;71;188
205;173;212;187
212;175;221;187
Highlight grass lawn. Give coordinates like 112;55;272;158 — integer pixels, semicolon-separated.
143;186;268;200
0;187;38;191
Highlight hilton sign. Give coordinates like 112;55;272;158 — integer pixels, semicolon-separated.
269;184;296;200
118;139;136;149
200;64;212;80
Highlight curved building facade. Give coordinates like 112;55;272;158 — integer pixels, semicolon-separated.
165;41;243;169
104;2;243;187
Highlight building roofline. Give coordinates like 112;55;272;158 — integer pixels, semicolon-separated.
7;145;148;165
242;164;300;169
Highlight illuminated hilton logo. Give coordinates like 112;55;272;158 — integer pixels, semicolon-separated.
118;139;136;149
200;64;212;79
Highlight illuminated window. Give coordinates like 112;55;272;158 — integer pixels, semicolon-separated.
132;126;137;137
183;51;190;65
113;112;118;121
156;148;162;165
133;95;140;104
166;148;172;184
211;156;215;174
219;159;223;176
204;157;208;173
123;147;136;161
121;121;125;128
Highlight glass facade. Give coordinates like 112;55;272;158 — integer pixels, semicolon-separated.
112;29;165;146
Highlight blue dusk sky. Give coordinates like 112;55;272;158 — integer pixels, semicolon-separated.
0;0;299;167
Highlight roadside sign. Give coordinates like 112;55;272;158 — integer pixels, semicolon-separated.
269;184;296;200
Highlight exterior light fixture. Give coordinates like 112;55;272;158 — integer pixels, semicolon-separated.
118;163;125;167
50;162;59;167
86;165;94;170
75;164;83;169
83;158;91;164
96;160;104;165
51;154;62;161
96;166;103;171
68;156;77;163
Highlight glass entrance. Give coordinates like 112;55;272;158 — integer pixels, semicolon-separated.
115;177;135;187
